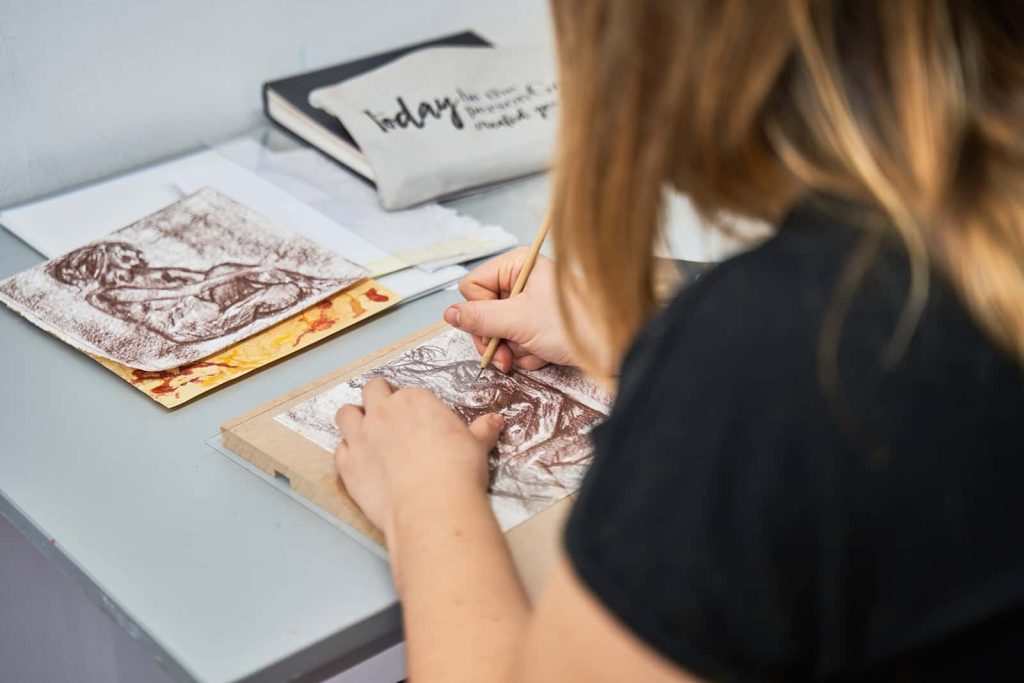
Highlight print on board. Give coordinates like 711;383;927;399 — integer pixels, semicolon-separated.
276;329;611;531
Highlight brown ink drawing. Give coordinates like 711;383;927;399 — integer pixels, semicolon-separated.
0;188;366;371
275;329;611;531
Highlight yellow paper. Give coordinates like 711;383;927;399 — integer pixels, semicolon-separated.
92;279;399;408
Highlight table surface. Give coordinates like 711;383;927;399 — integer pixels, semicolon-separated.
0;167;551;683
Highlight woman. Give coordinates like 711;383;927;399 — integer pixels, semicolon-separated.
335;1;1024;680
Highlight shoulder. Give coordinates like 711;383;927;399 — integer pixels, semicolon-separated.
566;201;1024;678
615;213;861;424
563;226;847;679
667;208;860;340
579;216;860;506
564;207;904;678
674;208;861;335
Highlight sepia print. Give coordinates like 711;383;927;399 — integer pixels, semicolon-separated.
0;188;366;371
276;329;611;531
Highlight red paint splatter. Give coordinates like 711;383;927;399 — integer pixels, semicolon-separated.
188;360;240;372
131;360;240;395
131;368;179;394
347;294;366;319
365;288;389;302
293;300;338;348
49;538;56;545
152;381;176;395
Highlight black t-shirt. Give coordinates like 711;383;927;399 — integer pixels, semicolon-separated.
565;200;1024;681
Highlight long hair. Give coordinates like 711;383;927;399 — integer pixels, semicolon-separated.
548;0;1024;378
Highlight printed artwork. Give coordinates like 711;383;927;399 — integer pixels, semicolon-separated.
276;329;611;531
95;278;399;408
0;188;366;371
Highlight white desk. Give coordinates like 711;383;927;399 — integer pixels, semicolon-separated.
0;163;549;682
0;126;744;680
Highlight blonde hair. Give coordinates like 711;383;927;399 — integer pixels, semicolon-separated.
549;0;1024;379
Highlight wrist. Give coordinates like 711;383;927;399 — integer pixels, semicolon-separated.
385;478;492;583
389;467;490;523
386;440;490;499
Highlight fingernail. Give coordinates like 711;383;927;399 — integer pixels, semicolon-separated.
491;413;505;427
444;305;461;328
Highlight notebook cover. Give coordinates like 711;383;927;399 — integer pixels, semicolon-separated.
263;31;491;153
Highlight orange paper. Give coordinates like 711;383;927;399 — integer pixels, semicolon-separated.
92;279;399;407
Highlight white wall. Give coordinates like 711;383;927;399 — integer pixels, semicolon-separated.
0;0;552;207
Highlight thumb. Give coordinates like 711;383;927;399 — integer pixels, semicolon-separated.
467;413;505;450
445;298;526;341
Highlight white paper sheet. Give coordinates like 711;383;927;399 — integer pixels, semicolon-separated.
0;149;219;258
0;142;469;303
213;139;518;271
171;162;394;275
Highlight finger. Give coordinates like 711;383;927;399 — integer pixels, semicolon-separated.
444;304;465;329
492;342;515;373
471;335;512;371
335;403;365;441
467;413;505;450
447;298;526;341
458;268;499;301
334;441;349;473
361;376;393;409
472;333;487;355
513;354;548;371
506;340;531;357
506;342;548;370
458;248;528;301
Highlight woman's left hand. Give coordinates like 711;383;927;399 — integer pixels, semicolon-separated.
334;377;505;541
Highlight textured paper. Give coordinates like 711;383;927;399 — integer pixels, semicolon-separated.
0;188;366;371
94;278;399;408
276;329;610;531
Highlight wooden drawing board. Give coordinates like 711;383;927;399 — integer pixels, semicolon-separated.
221;321;573;598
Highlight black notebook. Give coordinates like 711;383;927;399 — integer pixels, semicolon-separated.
263;30;491;183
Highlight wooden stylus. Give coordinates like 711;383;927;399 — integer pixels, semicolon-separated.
476;212;552;379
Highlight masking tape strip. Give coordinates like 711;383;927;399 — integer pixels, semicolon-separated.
364;234;509;277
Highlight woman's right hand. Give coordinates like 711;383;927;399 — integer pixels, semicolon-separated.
443;248;576;372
